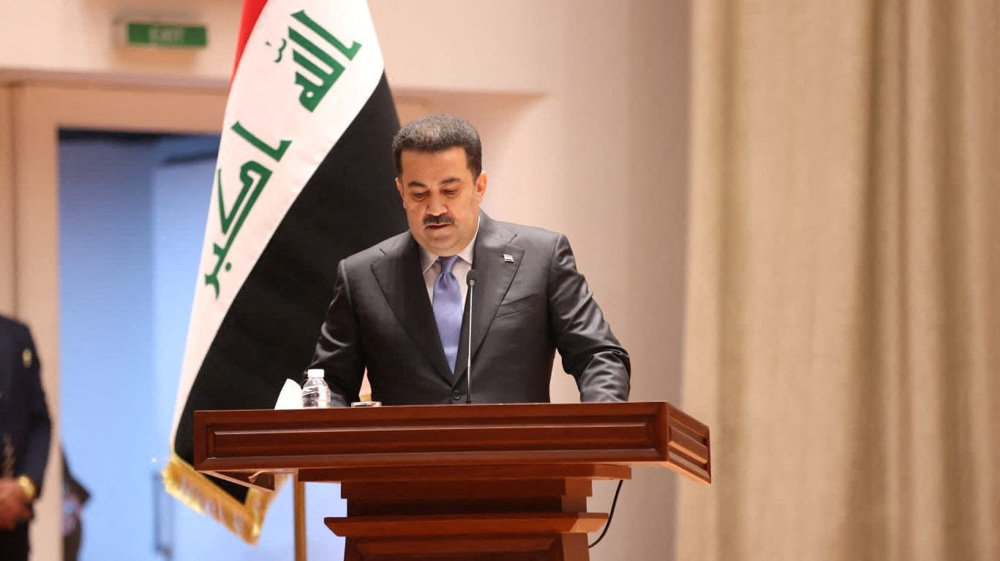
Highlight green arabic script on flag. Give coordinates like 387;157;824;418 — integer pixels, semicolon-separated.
205;123;291;298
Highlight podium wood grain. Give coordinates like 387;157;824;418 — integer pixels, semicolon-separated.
194;402;710;560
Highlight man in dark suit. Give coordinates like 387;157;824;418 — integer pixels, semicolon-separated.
311;114;630;405
0;315;52;560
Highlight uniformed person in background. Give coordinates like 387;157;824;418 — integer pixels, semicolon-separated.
0;315;53;560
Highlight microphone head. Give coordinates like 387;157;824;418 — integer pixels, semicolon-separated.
466;269;478;287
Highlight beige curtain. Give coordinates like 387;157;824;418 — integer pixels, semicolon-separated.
678;1;999;560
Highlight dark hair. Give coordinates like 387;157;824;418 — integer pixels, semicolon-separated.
392;114;482;177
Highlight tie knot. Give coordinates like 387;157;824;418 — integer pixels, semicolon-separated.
438;255;460;275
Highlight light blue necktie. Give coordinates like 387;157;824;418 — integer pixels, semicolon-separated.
433;255;462;373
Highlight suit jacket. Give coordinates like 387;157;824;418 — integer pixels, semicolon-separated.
310;212;630;406
0;315;52;491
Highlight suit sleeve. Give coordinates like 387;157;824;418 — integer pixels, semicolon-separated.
547;234;631;402
20;325;52;493
309;260;366;407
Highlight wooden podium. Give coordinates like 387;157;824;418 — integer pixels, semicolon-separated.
194;402;710;560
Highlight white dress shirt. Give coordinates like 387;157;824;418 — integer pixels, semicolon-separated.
419;224;479;307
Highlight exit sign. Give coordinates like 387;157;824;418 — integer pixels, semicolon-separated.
123;22;207;49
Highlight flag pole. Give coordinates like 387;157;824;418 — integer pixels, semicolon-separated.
294;478;307;561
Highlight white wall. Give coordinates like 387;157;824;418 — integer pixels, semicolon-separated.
0;0;239;86
0;1;692;559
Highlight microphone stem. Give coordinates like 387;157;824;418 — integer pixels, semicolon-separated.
466;280;474;404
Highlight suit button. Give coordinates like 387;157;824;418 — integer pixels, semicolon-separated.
452;390;462;401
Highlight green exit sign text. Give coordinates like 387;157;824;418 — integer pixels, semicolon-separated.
124;22;207;49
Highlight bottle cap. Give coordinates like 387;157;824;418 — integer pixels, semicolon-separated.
306;368;324;378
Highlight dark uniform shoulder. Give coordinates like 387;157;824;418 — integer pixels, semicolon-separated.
0;314;36;369
0;314;30;336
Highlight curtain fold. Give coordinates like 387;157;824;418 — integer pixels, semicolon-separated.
678;1;999;559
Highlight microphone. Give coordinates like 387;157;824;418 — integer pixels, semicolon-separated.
465;270;478;404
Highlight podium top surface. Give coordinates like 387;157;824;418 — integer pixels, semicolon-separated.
193;401;710;486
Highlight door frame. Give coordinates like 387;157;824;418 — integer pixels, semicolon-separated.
1;81;227;561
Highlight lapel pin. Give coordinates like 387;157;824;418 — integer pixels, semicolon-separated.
503;254;514;263
22;348;33;368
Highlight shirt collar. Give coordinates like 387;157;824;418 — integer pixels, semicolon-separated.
419;213;480;274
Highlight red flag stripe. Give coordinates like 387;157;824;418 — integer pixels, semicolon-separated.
232;0;270;81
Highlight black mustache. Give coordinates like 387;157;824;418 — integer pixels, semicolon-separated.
423;216;455;226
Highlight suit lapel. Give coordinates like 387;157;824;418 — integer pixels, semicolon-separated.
371;235;454;382
454;214;522;384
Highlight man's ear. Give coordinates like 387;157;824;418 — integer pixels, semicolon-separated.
475;171;488;201
395;177;404;203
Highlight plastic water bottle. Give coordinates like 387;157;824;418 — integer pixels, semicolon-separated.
301;368;331;408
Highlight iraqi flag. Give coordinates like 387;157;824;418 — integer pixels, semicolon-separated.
162;0;405;543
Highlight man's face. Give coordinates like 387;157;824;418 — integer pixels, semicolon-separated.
396;146;488;256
